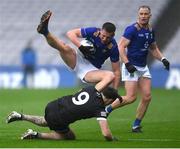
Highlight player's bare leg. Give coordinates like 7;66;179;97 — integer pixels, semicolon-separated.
137;77;151;119
118;81;138;107
6;111;47;127
84;70;115;91
131;77;151;132
45;33;76;69
105;81;138;123
107;81;138;110
21;114;48;127
37;10;76;69
22;129;75;140
131;78;151;132
38;129;75;140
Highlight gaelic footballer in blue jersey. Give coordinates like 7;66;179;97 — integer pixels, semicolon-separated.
37;10;120;91
7;86;122;141
79;27;119;69
105;5;170;133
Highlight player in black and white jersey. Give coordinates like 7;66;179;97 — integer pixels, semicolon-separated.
7;86;122;141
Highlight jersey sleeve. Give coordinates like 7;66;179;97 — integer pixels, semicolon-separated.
81;27;97;38
123;26;136;40
95;109;107;121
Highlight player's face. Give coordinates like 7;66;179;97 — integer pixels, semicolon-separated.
138;8;151;25
99;29;114;44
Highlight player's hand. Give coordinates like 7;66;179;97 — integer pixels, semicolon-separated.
112;136;119;141
105;105;113;114
125;62;137;73
161;58;170;71
105;136;119;141
79;45;95;59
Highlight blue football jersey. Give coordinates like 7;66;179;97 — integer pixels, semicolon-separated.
123;23;155;67
81;27;119;68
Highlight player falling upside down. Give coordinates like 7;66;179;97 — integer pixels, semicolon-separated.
37;10;120;91
6;86;122;141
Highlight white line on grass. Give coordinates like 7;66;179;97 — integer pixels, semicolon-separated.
128;138;180;142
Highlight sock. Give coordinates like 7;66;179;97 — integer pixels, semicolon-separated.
133;118;141;127
105;105;113;113
43;28;49;37
21;113;24;120
36;132;39;138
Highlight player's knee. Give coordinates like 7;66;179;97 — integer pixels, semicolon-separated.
104;71;115;82
142;94;151;102
66;31;72;39
64;130;76;140
63;44;72;53
126;95;137;103
65;135;76;140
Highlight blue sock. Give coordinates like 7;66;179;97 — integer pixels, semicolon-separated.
133;118;141;127
105;105;113;113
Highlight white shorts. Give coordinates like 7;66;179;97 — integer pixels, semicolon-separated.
67;51;98;82
121;63;151;81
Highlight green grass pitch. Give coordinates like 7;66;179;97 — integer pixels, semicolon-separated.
0;88;180;148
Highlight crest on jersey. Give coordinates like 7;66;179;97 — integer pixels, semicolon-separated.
145;33;149;39
93;30;100;37
102;43;113;53
144;41;149;49
150;33;153;39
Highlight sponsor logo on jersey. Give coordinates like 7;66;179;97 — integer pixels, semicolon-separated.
96;92;102;98
138;34;144;37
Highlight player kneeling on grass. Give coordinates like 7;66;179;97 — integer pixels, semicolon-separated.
6;85;122;141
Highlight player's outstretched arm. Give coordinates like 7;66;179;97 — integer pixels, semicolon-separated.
98;119;118;141
66;28;82;48
150;42;170;70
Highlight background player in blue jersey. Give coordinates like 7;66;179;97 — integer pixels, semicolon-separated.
37;10;120;91
7;86;122;141
106;5;170;132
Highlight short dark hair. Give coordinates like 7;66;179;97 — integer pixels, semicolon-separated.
102;22;116;33
102;87;122;102
138;5;151;13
